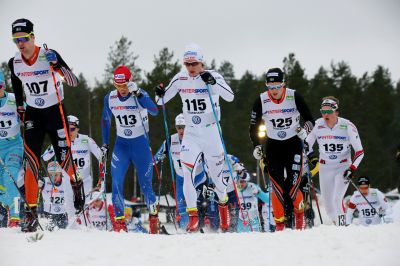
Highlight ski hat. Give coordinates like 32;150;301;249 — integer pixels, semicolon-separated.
113;66;132;84
183;43;204;63
175;113;185;126
67;115;79;127
12;18;34;34
321;98;339;111
0;70;5;86
47;161;62;174
239;171;251;182
266;68;284;83
357;176;370;186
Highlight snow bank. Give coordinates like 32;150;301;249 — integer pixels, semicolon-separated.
1;223;399;266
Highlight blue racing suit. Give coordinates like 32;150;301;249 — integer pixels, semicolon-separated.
102;89;158;218
0;92;23;221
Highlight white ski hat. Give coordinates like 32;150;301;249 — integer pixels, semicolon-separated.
175;113;185;126
68;115;79;127
183;43;204;63
47;161;62;174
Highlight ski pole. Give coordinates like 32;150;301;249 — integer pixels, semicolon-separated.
159;159;178;231
0;157;44;231
43;44;86;226
205;84;250;226
160;97;179;221
98;158;109;231
259;157;272;232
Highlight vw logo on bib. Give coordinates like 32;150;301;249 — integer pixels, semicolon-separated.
54;206;61;213
124;129;133;136
192;115;201;125
329;154;338;160
35;98;45;107
277;131;287;139
0;130;8;137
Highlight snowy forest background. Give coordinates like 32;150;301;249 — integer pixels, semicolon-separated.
1;36;399;199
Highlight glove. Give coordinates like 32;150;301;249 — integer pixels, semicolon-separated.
37;177;45;189
200;71;216;85
155;153;166;163
343;168;354;180
128;82;141;96
155;83;165;97
296;127;307;140
44;49;58;64
253;145;263;160
71;180;85;212
101;144;109;161
378;208;386;218
17;106;25;122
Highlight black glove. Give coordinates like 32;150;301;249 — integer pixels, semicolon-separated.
71;180;85;212
101;144;109;161
343;168;354;180
200;71;216;85
155;83;165;97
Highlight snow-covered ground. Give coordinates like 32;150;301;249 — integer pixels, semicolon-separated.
1;200;399;266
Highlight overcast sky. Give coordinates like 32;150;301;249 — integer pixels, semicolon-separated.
1;0;399;86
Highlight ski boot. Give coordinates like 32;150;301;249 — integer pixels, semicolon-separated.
186;209;199;232
113;218;127;232
8;217;20;228
149;214;159;234
218;203;230;232
21;206;39;233
71;180;85;212
295;210;305;230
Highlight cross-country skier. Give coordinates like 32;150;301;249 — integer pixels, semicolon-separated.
0;70;23;227
102;66;159;233
155;43;234;232
236;170;273;232
223;154;244;232
154;113;206;229
305;96;364;225
85;191;107;230
40;161;73;230
42;115;102;196
8;18;84;232
346;176;391;226
249;67;315;231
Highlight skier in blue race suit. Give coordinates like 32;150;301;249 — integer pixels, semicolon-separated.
101;66;159;233
0;70;24;227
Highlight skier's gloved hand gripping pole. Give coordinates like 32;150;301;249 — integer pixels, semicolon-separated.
43;44;86;225
296;127;323;224
205;83;251;226
0;157;44;231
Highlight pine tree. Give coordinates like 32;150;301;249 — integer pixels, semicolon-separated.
104;36;141;85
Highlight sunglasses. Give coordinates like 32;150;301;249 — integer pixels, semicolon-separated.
69;127;77;132
320;109;334;115
114;82;128;89
0;84;4;90
184;62;200;67
359;185;369;190
176;126;185;130
12;32;33;44
266;83;284;90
